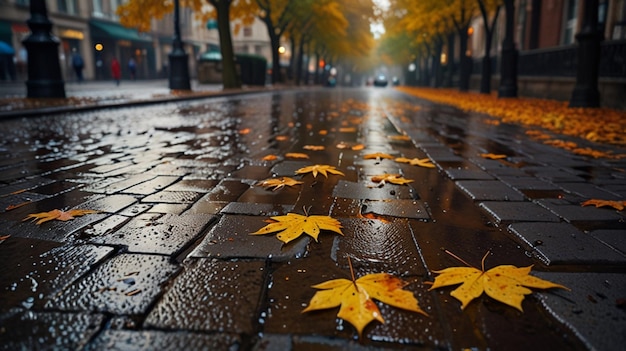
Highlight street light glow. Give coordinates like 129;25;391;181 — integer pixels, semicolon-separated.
95;43;103;51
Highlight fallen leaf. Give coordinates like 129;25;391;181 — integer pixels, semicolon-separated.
239;128;251;135
303;268;427;337
319;130;328;135
275;135;289;141
23;209;100;225
339;127;357;133
429;251;568;311
581;199;626;211
262;154;278;161
0;234;10;244
251;213;343;243
303;145;325;151
389;135;411;141
285;152;309;159
295;164;345;178
6;201;31;211
364;152;395;160
480;153;508;160
256;177;303;191
371;174;414;185
351;144;365;151
396;157;435;168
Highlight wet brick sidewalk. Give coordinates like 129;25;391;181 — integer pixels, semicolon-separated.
0;88;624;350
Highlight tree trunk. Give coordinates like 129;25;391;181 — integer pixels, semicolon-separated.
458;28;470;91
478;4;501;94
445;32;455;87
213;0;240;89
433;39;443;87
498;0;518;98
262;16;282;84
569;0;601;107
295;37;306;85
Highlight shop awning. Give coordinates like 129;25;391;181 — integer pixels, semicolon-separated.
0;21;12;44
89;20;152;43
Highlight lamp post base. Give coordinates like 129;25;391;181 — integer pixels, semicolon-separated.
168;50;191;90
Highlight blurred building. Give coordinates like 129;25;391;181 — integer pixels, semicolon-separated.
465;0;625;107
0;0;273;83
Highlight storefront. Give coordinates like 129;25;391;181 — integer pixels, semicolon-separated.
89;19;155;80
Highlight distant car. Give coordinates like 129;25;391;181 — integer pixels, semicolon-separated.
373;75;388;87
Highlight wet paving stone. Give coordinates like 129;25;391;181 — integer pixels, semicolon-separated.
145;259;265;334
122;175;180;195
333;180;417;200
361;199;430;220
220;202;294;216
85;329;241;351
0;239;113;312
0;310;104;350
89;213;214;255
456;180;526;201
507;222;626;265
46;254;179;315
478;201;561;225
91;173;157;194
165;178;219;192
188;214;308;261
534;272;626;351
237;184;302;205
185;200;229;215
0;191;50;214
331;218;427;276
147;203;190;215
141;190;203;204
270;161;312;177
589;229;626;254
200;179;250;202
535;198;626;230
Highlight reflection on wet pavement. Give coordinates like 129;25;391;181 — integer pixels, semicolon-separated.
1;88;622;349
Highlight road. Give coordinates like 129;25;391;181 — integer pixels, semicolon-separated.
0;87;624;350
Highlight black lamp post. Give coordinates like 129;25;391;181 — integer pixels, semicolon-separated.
498;0;518;98
569;0;601;108
23;0;65;98
168;0;191;90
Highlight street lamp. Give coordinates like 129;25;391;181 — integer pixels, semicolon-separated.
169;0;191;90
23;0;65;98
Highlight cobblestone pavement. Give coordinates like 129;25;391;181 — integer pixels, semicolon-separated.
0;87;624;350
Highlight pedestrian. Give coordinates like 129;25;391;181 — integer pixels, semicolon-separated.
111;57;121;85
71;50;84;82
128;57;136;80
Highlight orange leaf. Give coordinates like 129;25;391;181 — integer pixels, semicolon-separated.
285;153;309;159
364;152;395;160
23;209;100;225
581;199;626;211
303;145;325;151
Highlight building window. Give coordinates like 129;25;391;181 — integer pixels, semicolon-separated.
255;45;263;55
243;27;252;37
57;0;78;15
562;0;579;45
92;0;103;17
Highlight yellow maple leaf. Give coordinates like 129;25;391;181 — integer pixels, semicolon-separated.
23;209;100;225
429;252;568;311
581;199;626;211
285;152;309;159
364;152;395;160
256;177;303;191
371;174;414;185
409;158;435;168
480;153;508;160
295;164;345;178
250;213;343;243
303;271;427;337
